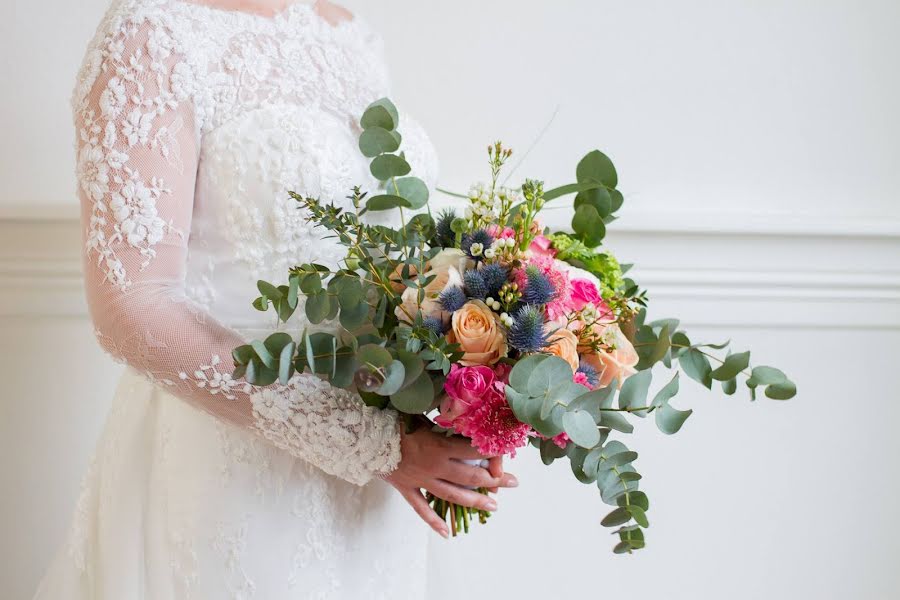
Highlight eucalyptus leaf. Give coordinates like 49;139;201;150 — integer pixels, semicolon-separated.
251;339;275;369
572;204;605;248
680;348;712;389
600;411;634;434
562;410;601;448
278;341;296;384
574;186;612;218
509;354;550;392
339;300;370;330
626;505;649;528
750;366;788;385
576;150;618;188
651;372;680;408
305;290;330;324
376;360;406;396
395;350;424;389
257;280;282;300
618;490;649;511
601;506;631;527
527;355;574;398
367;194;412;211
390;371;435;413
393;177;429;210
765;380;797;400
358;126;401;157
370;154;411;181
619;369;652;417
360;98;399;131
358;344;392;369
655;403;693;435
710;351;751;381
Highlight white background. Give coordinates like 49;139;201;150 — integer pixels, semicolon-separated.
2;1;899;598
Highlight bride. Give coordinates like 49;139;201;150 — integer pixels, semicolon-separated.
35;0;518;597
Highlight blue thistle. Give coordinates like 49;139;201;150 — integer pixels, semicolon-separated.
462;228;495;259
435;209;457;247
576;360;600;388
522;265;556;305
507;305;550;352
480;263;509;297
463;269;488;299
423;316;446;336
439;286;467;312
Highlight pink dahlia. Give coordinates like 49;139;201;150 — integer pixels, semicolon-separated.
451;381;533;457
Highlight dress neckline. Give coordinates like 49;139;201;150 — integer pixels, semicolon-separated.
171;0;356;30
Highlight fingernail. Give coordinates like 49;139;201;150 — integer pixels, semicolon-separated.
439;527;449;539
505;475;519;487
485;499;498;511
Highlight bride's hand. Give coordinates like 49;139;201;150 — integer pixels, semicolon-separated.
385;425;518;538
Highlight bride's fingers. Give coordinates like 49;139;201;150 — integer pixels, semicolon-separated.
399;486;449;538
441;460;502;489
488;456;503;478
428;480;498;512
445;437;497;461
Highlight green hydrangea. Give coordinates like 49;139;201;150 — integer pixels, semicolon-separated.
549;232;625;299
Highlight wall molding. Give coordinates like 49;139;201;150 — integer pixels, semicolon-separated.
1;205;899;327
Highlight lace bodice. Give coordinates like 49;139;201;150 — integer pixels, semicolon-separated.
73;0;439;485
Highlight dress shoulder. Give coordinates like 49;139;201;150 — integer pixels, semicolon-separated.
71;0;200;118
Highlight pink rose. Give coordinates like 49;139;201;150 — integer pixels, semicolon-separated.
487;225;516;239
437;365;495;425
568;278;602;311
529;234;556;258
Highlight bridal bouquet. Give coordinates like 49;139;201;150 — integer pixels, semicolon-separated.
232;99;796;553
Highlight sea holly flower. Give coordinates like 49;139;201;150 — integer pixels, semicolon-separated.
507;304;549;352
463;269;488;300
462;229;494;260
521;264;556;306
439;286;467;313
480;263;509;297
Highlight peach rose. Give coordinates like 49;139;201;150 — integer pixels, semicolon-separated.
447;300;507;366
395;264;463;324
543;326;580;373
581;323;639;389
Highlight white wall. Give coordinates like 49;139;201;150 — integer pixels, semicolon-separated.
2;1;900;599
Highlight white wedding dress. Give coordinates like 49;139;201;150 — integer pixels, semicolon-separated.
35;0;438;597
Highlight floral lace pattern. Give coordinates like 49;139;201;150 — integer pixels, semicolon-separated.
70;0;442;487
39;1;438;597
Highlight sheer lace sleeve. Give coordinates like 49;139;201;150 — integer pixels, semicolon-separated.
74;17;400;485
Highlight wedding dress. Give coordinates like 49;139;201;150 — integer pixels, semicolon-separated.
35;0;439;597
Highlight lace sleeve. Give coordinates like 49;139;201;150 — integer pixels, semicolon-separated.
74;17;400;485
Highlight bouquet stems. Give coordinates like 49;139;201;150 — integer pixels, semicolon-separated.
425;488;492;536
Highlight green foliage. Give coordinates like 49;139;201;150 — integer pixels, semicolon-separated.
229;98;797;554
358;98;429;214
